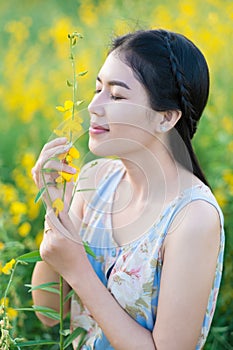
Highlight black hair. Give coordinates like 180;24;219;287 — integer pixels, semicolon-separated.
110;29;210;186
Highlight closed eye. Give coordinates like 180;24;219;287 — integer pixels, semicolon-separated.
110;94;125;101
94;89;125;101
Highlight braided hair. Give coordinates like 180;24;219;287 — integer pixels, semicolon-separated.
164;32;197;139
109;29;210;186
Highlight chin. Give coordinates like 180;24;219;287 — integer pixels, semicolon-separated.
89;136;144;158
88;139;113;157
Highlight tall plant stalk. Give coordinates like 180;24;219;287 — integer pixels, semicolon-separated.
59;31;83;350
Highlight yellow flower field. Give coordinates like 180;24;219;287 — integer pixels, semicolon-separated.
0;0;232;348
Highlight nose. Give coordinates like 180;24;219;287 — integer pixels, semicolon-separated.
88;97;105;118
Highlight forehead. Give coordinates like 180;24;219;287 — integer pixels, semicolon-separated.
97;51;139;86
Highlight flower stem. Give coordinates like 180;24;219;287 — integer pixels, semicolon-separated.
59;275;64;350
69;35;77;143
3;261;18;306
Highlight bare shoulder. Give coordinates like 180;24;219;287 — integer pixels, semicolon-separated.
168;199;220;237
164;199;221;258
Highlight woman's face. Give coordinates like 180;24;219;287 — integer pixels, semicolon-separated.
88;51;161;157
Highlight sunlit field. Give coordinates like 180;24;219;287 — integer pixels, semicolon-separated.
0;0;232;348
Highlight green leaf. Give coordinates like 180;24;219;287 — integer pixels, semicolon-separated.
17;250;42;263
14;339;59;347
34;187;46;203
90;161;98;168
73;32;83;39
76;100;84;106
67;79;73;87
42;168;57;173
64;289;75;303
16;305;60;321
78;70;88;76
32;305;59;314
64;327;87;349
59;329;71;336
83;241;96;259
25;282;60;295
76;329;87;349
76;188;96;193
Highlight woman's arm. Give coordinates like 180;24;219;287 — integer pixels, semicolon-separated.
31;261;71;326
153;200;220;349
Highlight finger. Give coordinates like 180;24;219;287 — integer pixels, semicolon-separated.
32;143;74;187
40;143;73;168
41;137;68;153
42;159;77;174
45;209;68;236
46;209;81;244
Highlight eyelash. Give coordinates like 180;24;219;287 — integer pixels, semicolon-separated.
94;89;124;101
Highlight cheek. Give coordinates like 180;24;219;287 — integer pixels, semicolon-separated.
107;103;152;130
89;103;155;156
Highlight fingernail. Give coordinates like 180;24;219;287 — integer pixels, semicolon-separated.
64;142;72;151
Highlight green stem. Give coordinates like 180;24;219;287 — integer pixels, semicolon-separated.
4;261;18;303
62;180;67;202
3;261;19;327
41;159;55;207
69;36;77;143
59;275;64;350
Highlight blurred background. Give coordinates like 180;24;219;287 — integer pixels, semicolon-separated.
0;0;232;348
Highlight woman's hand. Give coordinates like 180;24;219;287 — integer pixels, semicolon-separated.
40;209;86;284
31;137;77;212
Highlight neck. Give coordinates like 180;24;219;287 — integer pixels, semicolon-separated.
119;137;191;204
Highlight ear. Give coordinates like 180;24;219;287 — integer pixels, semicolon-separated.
158;110;182;133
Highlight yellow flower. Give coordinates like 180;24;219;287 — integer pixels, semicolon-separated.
223;171;233;187
0;242;5;250
35;230;43;248
1;297;9;307
56;100;73;112
68;146;80;159
53;118;83;137
56;171;73;183
56;164;80;184
18;222;31;237
0;184;17;205
10;201;27;216
21;152;35;169
12;214;21;226
214;188;227;208
55;146;80;183
27;198;40;220
52;198;64;216
0;298;18;320
79;1;98;27
7;307;18;320
2;259;16;275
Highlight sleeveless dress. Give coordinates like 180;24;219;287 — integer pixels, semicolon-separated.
70;160;225;350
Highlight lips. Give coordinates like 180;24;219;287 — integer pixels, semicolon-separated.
89;122;110;135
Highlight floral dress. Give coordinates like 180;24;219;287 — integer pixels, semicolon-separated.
70;160;225;350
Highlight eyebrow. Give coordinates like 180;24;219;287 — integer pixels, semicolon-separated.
97;76;131;90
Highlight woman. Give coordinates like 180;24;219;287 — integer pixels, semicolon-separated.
31;29;224;349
